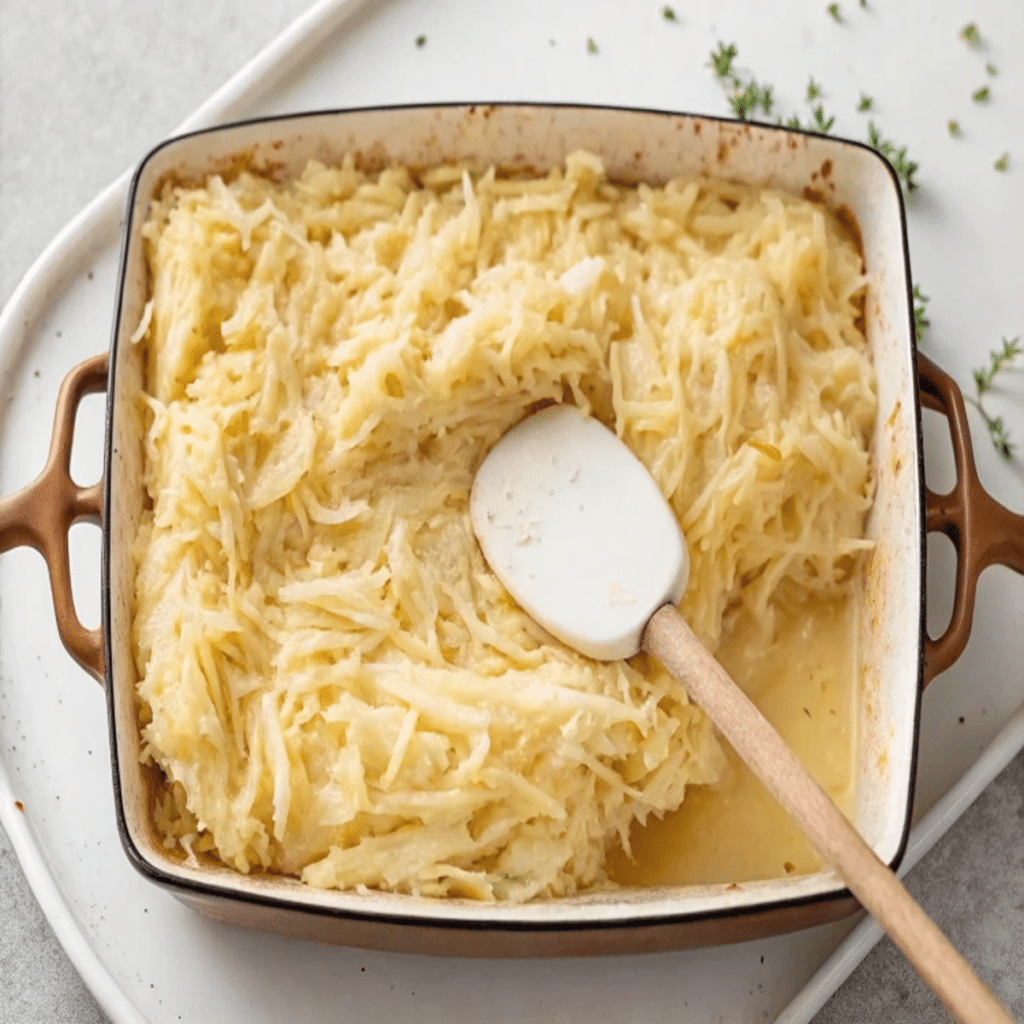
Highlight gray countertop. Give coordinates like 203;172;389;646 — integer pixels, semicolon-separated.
2;3;1023;1021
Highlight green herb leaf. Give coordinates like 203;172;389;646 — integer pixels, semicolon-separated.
961;23;982;46
587;36;599;54
709;41;738;79
807;76;822;101
785;114;804;129
948;120;962;138
994;152;1010;172
827;3;842;22
912;285;930;345
857;94;873;112
415;34;427;47
662;5;677;20
986;62;998;76
867;121;919;192
973;86;990;102
811;104;835;133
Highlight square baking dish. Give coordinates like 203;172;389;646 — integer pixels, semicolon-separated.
1;103;944;956
91;103;925;955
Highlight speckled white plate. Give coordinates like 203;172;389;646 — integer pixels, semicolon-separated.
1;1;1022;1022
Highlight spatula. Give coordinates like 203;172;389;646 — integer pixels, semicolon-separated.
470;404;1013;1024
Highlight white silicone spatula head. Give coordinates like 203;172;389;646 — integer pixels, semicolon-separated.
469;404;688;661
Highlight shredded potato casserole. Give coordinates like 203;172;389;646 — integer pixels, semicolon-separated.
132;151;876;901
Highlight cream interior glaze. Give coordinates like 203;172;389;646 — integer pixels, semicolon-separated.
613;594;856;886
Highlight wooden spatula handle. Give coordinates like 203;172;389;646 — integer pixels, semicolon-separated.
643;605;1014;1024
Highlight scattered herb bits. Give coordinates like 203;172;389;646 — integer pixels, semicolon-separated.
415;34;426;47
827;3;841;22
662;5;677;20
960;22;982;46
948;120;962;138
973;86;990;102
994;152;1010;172
587;36;599;54
807;77;822;101
858;94;873;111
986;62;998;76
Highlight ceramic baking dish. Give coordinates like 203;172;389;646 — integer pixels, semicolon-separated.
1;103;1022;957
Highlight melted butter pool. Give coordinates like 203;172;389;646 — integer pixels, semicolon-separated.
611;594;857;886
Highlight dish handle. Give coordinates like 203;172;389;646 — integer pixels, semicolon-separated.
918;352;1024;684
0;353;108;684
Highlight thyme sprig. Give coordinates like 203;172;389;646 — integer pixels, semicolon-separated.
706;48;844;141
708;44;774;121
706;49;919;188
868;121;919;192
703;46;927;192
967;337;1022;458
974;337;1021;396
